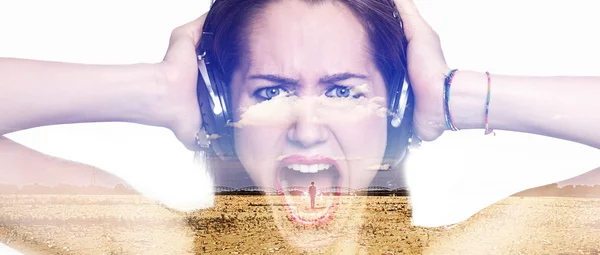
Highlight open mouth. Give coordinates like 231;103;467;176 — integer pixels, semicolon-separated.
276;155;342;224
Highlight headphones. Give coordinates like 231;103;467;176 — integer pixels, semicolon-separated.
195;0;419;168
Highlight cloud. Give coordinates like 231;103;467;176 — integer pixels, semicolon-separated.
230;90;389;129
366;164;391;171
352;83;370;94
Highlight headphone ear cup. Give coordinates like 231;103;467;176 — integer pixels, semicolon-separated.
383;81;414;169
207;59;238;161
197;51;238;161
197;67;215;143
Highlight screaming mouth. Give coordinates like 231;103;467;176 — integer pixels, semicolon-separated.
276;155;343;224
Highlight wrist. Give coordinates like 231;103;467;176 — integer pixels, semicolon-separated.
146;61;200;135
114;63;170;128
141;63;175;128
447;70;489;131
0;59;168;135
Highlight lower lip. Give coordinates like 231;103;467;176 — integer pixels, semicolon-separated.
275;167;343;225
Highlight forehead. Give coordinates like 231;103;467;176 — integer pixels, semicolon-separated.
245;0;372;77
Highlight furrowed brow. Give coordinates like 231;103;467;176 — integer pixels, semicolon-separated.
248;74;300;85
319;72;368;84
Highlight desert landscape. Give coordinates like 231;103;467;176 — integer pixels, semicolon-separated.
2;195;600;254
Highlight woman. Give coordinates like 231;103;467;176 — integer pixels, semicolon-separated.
1;0;598;158
1;0;599;251
194;0;415;250
199;0;413;198
4;0;415;250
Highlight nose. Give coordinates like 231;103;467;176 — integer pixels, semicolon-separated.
287;98;328;148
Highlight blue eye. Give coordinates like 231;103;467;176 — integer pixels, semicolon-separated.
325;85;362;98
254;86;289;100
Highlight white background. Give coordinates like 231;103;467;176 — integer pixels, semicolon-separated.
2;0;600;253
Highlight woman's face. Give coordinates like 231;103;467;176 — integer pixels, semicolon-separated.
230;0;388;226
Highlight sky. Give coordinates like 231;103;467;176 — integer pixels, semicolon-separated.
1;3;600;253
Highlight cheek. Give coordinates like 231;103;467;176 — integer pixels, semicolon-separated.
330;115;387;188
315;95;389;153
232;96;298;126
231;96;296;160
233;125;288;186
331;113;388;158
234;126;284;158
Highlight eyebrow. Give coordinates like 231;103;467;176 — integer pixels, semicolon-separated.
319;72;368;84
247;72;368;85
247;74;299;85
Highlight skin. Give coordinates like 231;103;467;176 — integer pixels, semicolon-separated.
395;0;600;149
0;14;207;150
230;0;389;191
0;0;598;252
0;0;597;218
1;0;598;158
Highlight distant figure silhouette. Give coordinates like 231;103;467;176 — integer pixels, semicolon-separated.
309;182;317;209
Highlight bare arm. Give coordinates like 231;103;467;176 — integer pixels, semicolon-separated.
450;71;600;149
394;0;600;149
0;135;126;187
0;14;206;150
0;58;160;134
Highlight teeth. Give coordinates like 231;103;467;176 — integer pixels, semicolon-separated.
300;165;309;173
286;164;332;173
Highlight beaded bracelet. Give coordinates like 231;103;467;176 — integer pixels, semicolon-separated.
484;71;495;135
443;69;459;131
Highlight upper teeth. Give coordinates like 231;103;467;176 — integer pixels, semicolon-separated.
286;164;331;173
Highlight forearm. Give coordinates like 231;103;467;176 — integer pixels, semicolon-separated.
450;70;600;149
0;58;163;135
0;136;126;187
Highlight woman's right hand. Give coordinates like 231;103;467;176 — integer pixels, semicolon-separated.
153;14;207;151
0;13;208;153
394;0;451;142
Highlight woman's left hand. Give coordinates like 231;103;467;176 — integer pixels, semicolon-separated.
394;0;451;142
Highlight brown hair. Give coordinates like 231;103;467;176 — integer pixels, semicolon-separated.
204;0;408;95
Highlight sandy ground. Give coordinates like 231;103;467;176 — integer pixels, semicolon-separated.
1;195;600;254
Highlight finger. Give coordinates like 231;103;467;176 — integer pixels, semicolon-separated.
394;0;420;18
393;0;430;40
182;13;208;45
163;35;197;64
164;14;207;63
167;13;207;50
